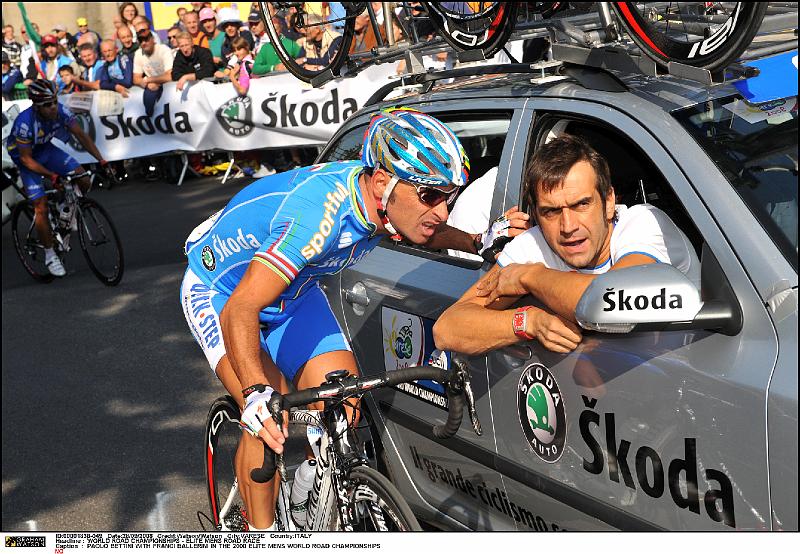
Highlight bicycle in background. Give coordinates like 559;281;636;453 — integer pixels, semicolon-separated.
10;169;124;285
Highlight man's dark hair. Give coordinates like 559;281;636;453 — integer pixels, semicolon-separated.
78;43;94;53
524;134;612;213
58;64;74;74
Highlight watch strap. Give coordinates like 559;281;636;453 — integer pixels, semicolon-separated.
512;306;535;340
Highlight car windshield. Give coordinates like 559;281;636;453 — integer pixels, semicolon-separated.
673;95;798;270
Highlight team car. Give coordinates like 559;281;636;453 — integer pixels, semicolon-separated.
313;49;798;531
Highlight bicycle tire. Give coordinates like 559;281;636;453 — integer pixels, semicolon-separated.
11;202;55;283
76;198;124;286
613;2;768;72
424;1;518;59
258;2;356;84
205;396;251;532
343;466;421;531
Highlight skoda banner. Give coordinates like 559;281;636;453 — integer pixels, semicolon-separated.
54;64;399;164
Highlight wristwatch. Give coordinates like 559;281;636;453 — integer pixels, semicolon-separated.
512;306;535;340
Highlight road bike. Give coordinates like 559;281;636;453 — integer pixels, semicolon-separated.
203;362;482;531
10;169;124;285
257;2;770;85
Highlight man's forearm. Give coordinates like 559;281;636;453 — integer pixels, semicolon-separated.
522;264;593;321
433;301;519;355
74;131;104;162
151;71;172;84
425;223;478;253
220;302;267;389
20;154;56;178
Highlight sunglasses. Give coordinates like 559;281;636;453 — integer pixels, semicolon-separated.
136;32;153;42
408;182;459;208
168;34;178;40
37;100;58;108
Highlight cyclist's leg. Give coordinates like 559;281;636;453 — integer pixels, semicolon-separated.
180;267;288;530
15;155;54;249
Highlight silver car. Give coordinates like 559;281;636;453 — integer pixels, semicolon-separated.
315;55;797;531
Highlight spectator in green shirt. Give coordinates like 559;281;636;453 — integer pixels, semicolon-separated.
252;16;304;76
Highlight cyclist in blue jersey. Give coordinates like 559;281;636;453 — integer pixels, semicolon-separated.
182;107;530;530
6;79;111;276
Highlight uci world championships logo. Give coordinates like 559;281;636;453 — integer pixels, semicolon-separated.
67;112;96;152
216;96;253;137
201;245;216;271
518;363;566;463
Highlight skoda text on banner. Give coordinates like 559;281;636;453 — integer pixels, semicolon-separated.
46;64;399;164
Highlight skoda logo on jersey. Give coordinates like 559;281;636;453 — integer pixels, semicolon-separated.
518;363;566;463
201;245;216;271
67;112;96;152
216;96;254;137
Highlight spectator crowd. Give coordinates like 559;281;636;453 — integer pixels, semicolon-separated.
3;3;536;179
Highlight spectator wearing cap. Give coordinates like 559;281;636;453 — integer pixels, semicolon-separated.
247;11;269;56
133;28;173;116
172;32;215;91
117;26;138;59
52;24;78;59
217;7;255;64
2;50;23;100
73;43;105;91
98;39;133;97
2;25;22;68
75;18;102;52
198;7;223;65
38;34;75;93
252;15;303;76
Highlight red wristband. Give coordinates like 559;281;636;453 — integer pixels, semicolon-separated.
512;306;535;340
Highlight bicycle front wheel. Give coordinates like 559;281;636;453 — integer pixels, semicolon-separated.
205;396;250;532
77;198;124;286
613;2;768;72
11;202;55;283
343;466;421;531
258;2;356;84
425;2;518;59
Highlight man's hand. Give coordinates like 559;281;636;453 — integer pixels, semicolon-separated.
528;308;582;353
478;205;530;261
240;386;288;454
146;82;160;91
176;76;189;91
476;262;540;304
114;84;129;97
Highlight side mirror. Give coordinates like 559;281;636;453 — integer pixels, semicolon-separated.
575;264;741;336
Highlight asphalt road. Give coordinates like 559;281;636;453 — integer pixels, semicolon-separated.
1;173;302;532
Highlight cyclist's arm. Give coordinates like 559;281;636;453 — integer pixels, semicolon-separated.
220;262;289;390
16;144;58;180
68;120;105;163
424;223;480;254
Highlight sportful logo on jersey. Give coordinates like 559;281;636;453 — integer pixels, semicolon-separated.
338;232;353;249
518;363;566;463
300;183;349;260
216;95;254;137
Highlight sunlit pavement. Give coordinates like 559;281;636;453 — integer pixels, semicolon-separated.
1;173;307;531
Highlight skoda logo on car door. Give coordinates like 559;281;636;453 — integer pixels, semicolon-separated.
518;363;566;463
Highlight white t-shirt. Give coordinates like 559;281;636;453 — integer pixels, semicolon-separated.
497;204;701;287
133;43;174;77
446;166;498;261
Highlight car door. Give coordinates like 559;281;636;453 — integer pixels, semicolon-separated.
486;98;779;531
318;99;528;530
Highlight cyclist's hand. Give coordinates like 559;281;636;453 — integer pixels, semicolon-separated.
50;174;64;190
528;308;582;354
240;387;288;454
478;206;530;262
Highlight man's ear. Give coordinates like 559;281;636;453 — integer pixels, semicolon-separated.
605;187;616;222
370;167;389;200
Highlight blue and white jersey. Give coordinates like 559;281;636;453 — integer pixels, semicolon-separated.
6;103;76;158
185;161;381;322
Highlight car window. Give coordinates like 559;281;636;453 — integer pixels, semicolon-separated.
673;95;798;270
319;111;513;265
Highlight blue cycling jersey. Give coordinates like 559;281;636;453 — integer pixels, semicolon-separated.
6;103;76;158
185;160;381;322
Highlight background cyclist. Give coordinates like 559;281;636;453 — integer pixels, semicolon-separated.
181;107;528;530
6;78;112;277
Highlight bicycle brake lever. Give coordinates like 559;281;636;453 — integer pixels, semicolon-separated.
452;358;482;436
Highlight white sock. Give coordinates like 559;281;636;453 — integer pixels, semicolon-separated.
248;522;277;532
45;248;56;261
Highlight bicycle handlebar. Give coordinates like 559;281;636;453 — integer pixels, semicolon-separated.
250;364;468;483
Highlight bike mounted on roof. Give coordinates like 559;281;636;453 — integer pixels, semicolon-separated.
257;2;775;86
